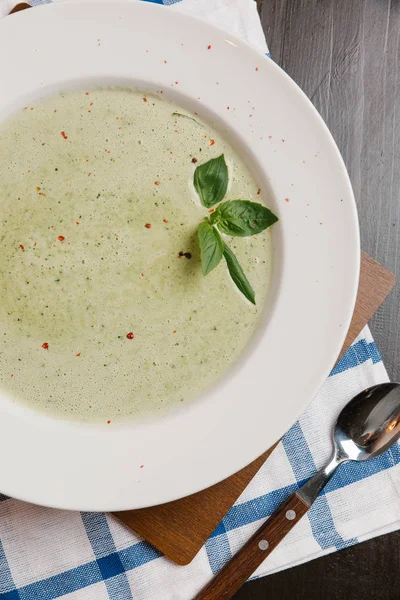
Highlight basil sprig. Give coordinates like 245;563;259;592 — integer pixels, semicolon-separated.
193;154;279;304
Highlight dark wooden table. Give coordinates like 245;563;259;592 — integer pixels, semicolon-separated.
234;1;400;598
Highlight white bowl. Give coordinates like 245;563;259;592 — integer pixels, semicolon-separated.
0;1;359;511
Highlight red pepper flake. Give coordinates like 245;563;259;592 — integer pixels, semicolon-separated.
88;110;91;113
141;273;144;277
85;92;89;95
58;235;65;242
140;465;144;469
320;221;323;225
163;218;168;223
281;138;285;143
88;172;92;176
61;131;68;140
154;181;160;185
36;186;41;191
249;114;253;117
34;242;37;247
175;81;179;85
19;244;24;250
30;107;34;111
208;208;215;213
285;198;289;203
268;135;272;139
207;45;211;50
10;374;13;378
209;139;215;146
255;66;259;71
227;106;230;110
76;353;81;357
173;330;177;334
126;332;134;340
107;420;111;424
143;97;148;102
76;221;80;225
191;157;198;164
42;342;49;350
38;192;46;197
145;223;151;229
164;60;167;64
89;102;93;106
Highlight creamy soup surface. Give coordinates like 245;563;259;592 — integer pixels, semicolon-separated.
0;89;272;422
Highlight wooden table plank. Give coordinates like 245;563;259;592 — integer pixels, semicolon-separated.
235;1;400;598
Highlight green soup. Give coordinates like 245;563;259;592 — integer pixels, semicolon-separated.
0;88;272;422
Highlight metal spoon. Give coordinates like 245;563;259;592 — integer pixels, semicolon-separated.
196;383;400;600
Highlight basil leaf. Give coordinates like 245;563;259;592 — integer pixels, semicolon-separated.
223;243;255;304
210;200;278;237
198;222;223;275
194;155;228;208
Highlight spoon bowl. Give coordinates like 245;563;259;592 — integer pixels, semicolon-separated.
335;382;400;461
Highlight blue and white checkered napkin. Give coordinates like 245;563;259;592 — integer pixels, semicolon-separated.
0;0;399;598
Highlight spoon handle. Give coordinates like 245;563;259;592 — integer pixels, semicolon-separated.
195;492;308;600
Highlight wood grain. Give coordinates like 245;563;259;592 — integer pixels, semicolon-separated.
195;493;308;600
260;0;400;387
114;251;394;565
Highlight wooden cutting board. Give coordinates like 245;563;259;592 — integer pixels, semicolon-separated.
114;251;395;565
